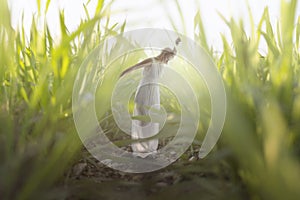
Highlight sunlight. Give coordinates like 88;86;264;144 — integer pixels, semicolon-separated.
8;0;299;51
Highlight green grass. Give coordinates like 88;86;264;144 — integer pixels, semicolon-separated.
1;0;300;199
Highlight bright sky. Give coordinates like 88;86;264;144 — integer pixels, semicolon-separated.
7;0;300;51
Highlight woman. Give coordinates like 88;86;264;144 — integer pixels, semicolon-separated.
120;38;181;157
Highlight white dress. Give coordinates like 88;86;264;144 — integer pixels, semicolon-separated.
131;58;163;157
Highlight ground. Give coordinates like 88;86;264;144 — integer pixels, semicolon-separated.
61;148;248;200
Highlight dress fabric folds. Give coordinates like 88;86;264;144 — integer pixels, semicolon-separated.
131;59;163;157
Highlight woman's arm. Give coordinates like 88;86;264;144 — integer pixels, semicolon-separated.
120;58;153;77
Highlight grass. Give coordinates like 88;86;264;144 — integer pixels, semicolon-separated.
1;0;300;199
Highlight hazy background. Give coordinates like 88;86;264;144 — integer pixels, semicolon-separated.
7;0;300;51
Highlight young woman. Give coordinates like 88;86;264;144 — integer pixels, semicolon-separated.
120;38;181;157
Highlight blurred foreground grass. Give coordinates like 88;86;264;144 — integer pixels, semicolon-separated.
0;0;300;199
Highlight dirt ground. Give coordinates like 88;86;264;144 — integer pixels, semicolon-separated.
60;148;249;200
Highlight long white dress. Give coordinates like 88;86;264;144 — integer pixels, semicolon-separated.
131;58;163;157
